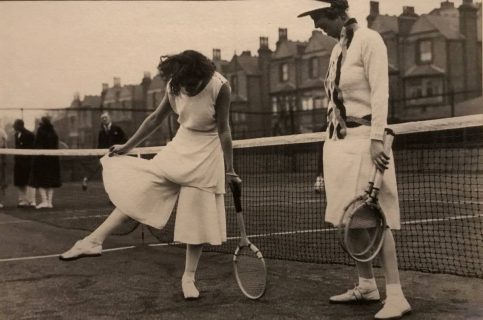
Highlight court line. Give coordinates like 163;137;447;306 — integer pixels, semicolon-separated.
1;213;481;263
229;213;483;239
0;246;136;262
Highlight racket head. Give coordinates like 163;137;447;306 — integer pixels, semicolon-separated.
340;199;387;263
233;242;267;300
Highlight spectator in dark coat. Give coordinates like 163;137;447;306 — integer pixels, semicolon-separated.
13;119;36;207
30;117;61;209
98;112;126;149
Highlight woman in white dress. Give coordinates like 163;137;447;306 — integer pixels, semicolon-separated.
60;50;241;300
298;1;410;319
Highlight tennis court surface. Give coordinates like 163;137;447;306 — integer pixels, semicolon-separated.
0;115;482;319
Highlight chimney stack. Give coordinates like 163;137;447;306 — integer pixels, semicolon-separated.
441;1;455;10
398;6;419;35
367;1;380;28
259;37;269;50
402;6;416;16
113;77;121;87
102;83;109;91
213;48;221;61
278;28;288;42
459;0;481;99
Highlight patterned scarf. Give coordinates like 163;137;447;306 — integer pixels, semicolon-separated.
324;18;358;140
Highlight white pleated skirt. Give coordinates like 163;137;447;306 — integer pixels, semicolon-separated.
101;127;226;245
323;132;400;229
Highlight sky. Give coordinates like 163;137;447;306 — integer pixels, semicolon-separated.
0;0;473;128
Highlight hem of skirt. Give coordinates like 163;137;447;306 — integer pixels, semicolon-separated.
173;238;227;246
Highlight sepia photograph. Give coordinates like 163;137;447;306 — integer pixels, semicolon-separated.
0;0;482;319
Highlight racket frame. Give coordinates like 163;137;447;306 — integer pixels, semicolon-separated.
230;182;267;300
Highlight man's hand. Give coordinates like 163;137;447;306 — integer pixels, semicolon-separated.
370;139;389;172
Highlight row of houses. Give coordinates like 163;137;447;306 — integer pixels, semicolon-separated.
52;0;482;149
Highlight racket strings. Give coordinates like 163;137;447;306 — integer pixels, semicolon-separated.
235;247;266;299
344;203;386;260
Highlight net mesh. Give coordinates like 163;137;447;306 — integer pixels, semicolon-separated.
1;115;481;277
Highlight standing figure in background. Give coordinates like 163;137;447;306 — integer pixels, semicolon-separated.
13;119;36;208
30;117;61;209
299;1;411;319
0;127;7;209
97;112;127;149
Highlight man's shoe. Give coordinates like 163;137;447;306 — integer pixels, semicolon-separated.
59;239;102;261
374;296;411;319
329;286;380;304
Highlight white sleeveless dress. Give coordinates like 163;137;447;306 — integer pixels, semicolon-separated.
100;72;227;245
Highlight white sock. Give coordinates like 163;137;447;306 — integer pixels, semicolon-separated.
358;277;377;291
386;283;404;297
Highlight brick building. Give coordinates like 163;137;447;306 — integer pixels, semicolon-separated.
368;0;482;121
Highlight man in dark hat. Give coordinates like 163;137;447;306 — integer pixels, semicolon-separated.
298;1;412;319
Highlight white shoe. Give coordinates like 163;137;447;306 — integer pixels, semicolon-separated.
330;286;380;304
59;239;102;261
314;176;324;193
375;295;411;319
0;203;4;209
35;202;50;209
182;276;200;300
17;200;30;207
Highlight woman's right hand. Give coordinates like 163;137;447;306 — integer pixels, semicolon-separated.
226;172;242;189
108;144;131;157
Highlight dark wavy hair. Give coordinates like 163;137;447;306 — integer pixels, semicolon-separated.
158;50;215;96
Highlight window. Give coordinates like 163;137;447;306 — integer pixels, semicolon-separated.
309;57;319;79
272;97;278;113
406;77;443;106
418;40;432;63
231;75;238;95
302;97;314;111
279;63;289;82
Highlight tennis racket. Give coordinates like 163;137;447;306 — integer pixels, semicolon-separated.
230;181;267;300
339;129;395;263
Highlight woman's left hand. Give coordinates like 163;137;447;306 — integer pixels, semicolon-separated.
370;139;389;172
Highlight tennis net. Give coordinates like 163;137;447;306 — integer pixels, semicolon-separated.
1;115;481;277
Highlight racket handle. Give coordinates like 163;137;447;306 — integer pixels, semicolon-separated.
236;211;248;240
372;129;395;194
230;181;242;213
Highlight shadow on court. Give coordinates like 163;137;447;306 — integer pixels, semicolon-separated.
0;212;482;320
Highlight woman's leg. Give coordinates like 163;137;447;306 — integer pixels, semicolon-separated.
182;244;203;299
85;208;130;245
46;188;54;208
36;188;49;208
59;208;130;260
330;229;379;303
374;229;411;319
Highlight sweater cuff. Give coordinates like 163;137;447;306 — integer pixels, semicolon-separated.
370;126;385;141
